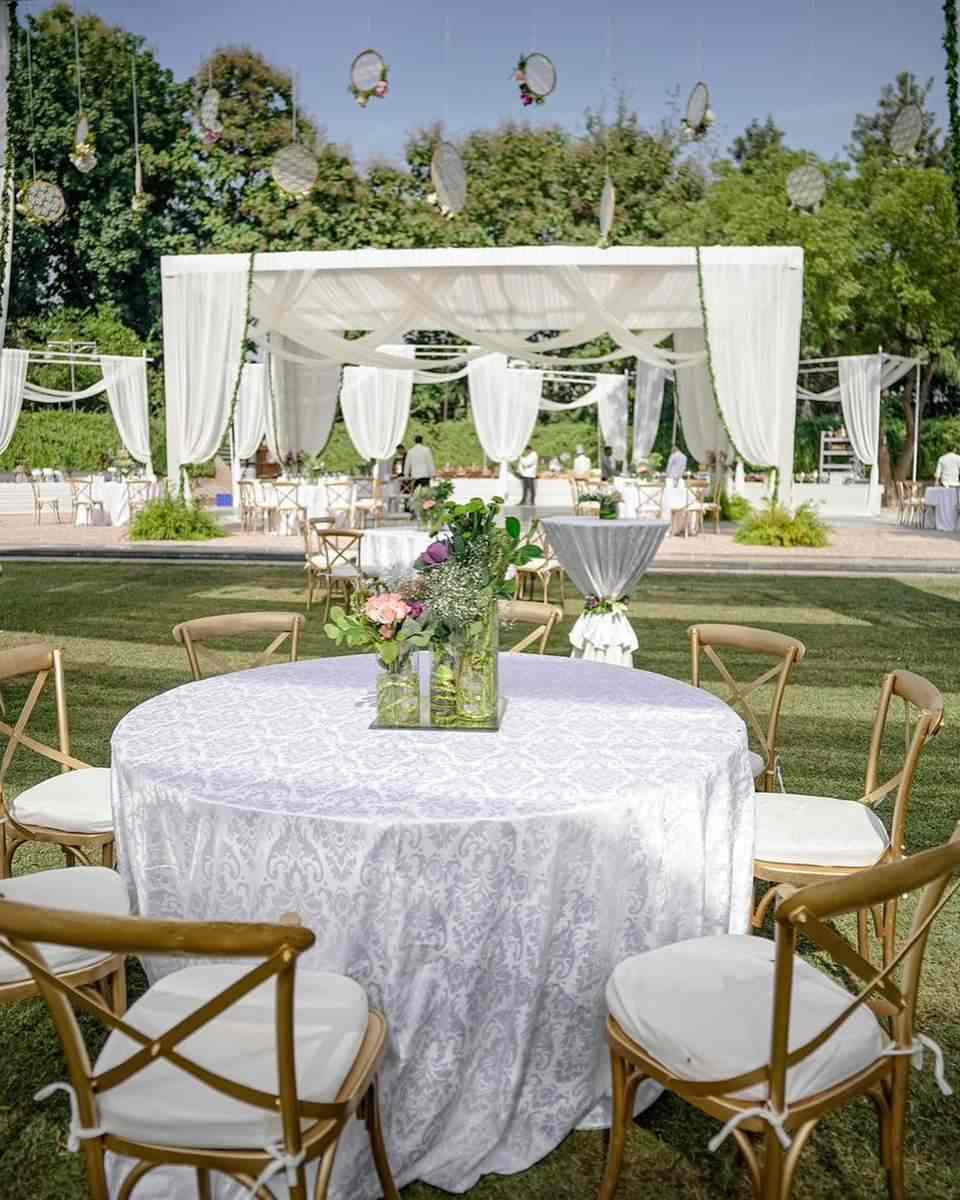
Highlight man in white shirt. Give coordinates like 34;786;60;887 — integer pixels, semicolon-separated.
403;435;436;489
665;445;688;481
934;450;960;486
517;445;539;506
573;445;591;475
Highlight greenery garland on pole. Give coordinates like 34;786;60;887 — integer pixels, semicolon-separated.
0;1;20;332
945;0;960;216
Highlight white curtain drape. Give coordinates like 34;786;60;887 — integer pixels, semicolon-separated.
468;353;543;490
596;375;629;461
340;344;415;461
699;247;803;505
797;354;916;403
837;354;881;467
0;347;28;454
266;334;341;460
100;356;153;472
673;330;733;464
632;364;666;461
162;266;248;485
23;378;110;402
234;363;267;461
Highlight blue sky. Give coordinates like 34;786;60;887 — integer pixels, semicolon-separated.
50;0;951;167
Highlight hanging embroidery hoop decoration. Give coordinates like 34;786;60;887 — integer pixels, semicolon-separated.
516;52;556;106
681;81;714;141
890;103;923;159
351;49;389;107
786;162;826;212
272;143;319;196
20;179;67;225
430;141;466;217
599;175;616;244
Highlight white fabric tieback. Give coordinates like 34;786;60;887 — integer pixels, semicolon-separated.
249;1140;307;1196
885;1034;953;1096
34;1082;105;1152
708;1101;791;1152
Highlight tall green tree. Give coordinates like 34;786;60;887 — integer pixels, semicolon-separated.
729;116;785;167
8;4;193;337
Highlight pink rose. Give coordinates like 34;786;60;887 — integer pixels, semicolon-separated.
364;592;410;626
515;71;526;83
381;625;395;639
374;80;389;97
521;93;533;107
422;499;436;510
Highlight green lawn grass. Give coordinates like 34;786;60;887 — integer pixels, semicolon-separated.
0;563;958;1200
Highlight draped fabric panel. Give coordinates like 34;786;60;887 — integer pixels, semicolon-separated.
699;247;803;504
340;344;415;462
266;334;341;460
632;364;666;461
0;347;28;454
468;354;542;490
797;354;917;403
837;354;881;467
162;266;248;485
23;378;110;402
100;356;153;472
673;330;733;464
596;376;629;461
234;364;267;460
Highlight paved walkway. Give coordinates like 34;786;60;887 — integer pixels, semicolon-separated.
3;511;960;574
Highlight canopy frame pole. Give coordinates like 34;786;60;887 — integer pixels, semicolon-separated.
912;360;921;483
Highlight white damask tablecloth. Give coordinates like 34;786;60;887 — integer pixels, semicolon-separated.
110;654;753;1200
359;527;432;577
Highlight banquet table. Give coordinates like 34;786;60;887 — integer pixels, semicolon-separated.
542;516;669;667
74;477;162;527
359;527;432;577
923;485;960;532
616;477;702;524
110;654;754;1200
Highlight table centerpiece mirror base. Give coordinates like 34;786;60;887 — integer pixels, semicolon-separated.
370;695;507;732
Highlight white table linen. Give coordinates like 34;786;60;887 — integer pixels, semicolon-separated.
923;486;959;532
74;478;162;527
359;528;431;577
110;654;754;1200
542;516;668;667
616;477;700;521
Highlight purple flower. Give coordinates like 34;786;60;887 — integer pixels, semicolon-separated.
407;600;425;619
420;540;451;566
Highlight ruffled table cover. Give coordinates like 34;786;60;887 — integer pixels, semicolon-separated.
542;516;669;667
109;654;753;1200
923;485;960;532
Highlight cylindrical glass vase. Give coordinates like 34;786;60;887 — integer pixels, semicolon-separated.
429;643;459;726
453;600;499;727
376;654;421;726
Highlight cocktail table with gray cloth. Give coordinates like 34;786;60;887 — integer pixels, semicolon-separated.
110;652;754;1200
542;516;669;667
923;486;960;532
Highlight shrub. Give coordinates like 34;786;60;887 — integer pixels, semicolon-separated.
734;500;830;548
129;496;223;541
720;492;751;522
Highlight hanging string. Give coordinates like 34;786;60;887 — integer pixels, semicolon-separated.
72;0;83;116
25;24;37;179
604;7;614;169
291;73;298;143
443;15;451;132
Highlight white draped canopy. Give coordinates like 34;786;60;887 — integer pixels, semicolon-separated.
468;353;542;490
341;344;415;462
632;363;667;462
161;246;804;502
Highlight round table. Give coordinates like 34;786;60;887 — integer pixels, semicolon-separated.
111;654;753;1200
542;516;669;667
923;485;959;532
74;478;161;527
359;527;432;577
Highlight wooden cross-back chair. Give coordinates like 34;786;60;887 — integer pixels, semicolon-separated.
272;482;307;536
499;600;562;655
633;482;664;520
601;825;960;1200
753;669;944;965
172;613;305;682
689;624;806;794
0;899;401;1200
304;529;364;621
238;480;259;532
30;479;62;524
125;479;154;522
515;520;565;604
323;480;355;525
0;642;114;878
69;477;104;526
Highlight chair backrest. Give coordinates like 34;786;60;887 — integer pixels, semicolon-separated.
0;644;85;814
238;480;256;507
325;481;354;511
69;478;94;505
499;600;562;654
303;515;337;560
756;825;960;1115
0;897;331;1171
636;483;664;516
688;623;806;784
171;612;305;681
273;482;302;512
314;529;363;574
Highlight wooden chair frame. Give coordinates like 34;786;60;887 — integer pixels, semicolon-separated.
499;600;562;655
515;520;566;605
0;643;114;877
689;624;806;794
172;613;305;682
699;473;723;534
30;479;62;524
69;478;105;526
600;825;960;1200
273;482;308;537
125;479;154;522
305;530;364;621
324;481;355;526
633;482;665;520
0;901;400;1200
753;669;944;963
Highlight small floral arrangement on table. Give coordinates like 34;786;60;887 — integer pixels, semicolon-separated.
583;596;630;617
515;55;546;107
352;62;390;107
578;490;622;518
410;479;453;526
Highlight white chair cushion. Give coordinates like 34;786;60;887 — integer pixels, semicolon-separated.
755;793;890;867
93;963;368;1148
0;866;129;984
11;766;113;834
748;750;765;779
608;934;886;1103
330;563;361;579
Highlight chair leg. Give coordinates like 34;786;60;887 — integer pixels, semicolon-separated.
598;1048;641;1200
109;959;127;1016
81;1143;111;1200
885;1063;909;1200
364;1076;401;1200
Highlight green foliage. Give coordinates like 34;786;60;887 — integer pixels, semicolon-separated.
847;72;943;168
720;491;751;522
946;0;960;215
0;410;119;471
734;500;831;548
128;496;222;541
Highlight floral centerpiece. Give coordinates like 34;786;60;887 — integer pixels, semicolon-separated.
410;479;453;527
578;490;622;519
515;55;547;107
325;587;433;726
416;497;542;727
583;596;629;616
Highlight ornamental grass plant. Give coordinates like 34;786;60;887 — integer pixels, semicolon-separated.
128;496;223;541
734;499;830;548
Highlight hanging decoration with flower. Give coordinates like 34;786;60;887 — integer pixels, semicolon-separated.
429;141;467;218
680;81;714;142
19;25;66;225
69;10;96;173
350;49;390;107
786;160;826;213
515;52;556;106
271;75;319;197
130;56;152;214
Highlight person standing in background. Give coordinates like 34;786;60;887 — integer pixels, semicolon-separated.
393;444;406;476
404;435;436;490
573;444;591;475
600;445;616;482
517;444;539;506
934;448;960;486
666;444;688;481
